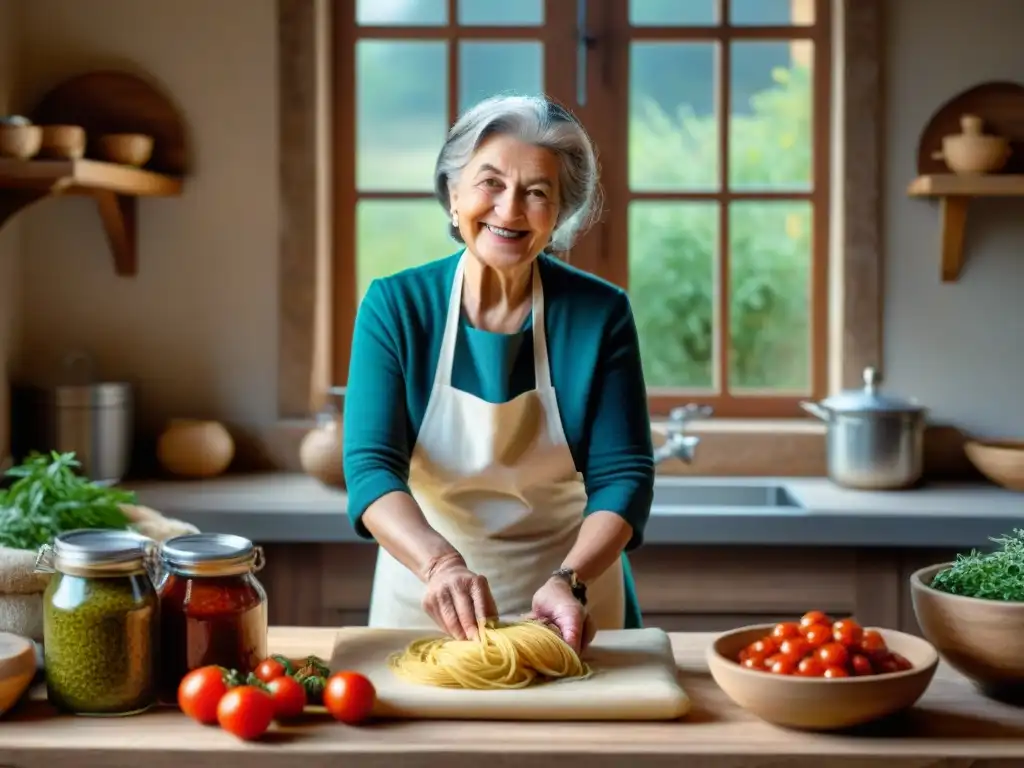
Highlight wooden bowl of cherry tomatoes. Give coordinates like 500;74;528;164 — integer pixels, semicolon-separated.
706;611;939;731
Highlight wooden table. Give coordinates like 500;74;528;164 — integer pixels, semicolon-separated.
0;627;1022;768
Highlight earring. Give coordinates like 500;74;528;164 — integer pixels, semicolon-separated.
451;210;458;227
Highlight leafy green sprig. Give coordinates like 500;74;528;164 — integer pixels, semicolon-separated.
929;529;1024;602
0;451;135;551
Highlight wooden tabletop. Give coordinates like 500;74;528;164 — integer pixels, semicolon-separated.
0;627;1022;768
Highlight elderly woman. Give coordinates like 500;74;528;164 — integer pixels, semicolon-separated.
343;94;654;652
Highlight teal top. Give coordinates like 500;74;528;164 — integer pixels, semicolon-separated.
342;251;654;628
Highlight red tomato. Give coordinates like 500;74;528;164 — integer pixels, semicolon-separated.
217;686;276;741
767;655;797;675
802;623;832;648
799;610;832;628
178;666;229;725
741;654;767;671
850;653;874;676
823;665;849;678
832;618;864;647
817;642;850;669
890;653;913;672
859;629;887;654
797;656;825;677
323;671;376;724
267;675;307;719
779;637;810;659
748;638;777;656
771;622;801;640
254;657;288;683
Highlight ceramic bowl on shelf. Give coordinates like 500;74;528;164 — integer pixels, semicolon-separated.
964;439;1024;491
707;624;938;731
37;124;86;160
96;133;154;167
910;563;1024;698
0;124;42;160
931;114;1011;175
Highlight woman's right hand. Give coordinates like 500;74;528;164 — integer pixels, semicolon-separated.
421;555;497;640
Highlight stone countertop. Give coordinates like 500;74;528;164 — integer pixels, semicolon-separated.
124;473;1023;550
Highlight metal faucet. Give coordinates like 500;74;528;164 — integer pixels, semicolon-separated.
652;403;714;465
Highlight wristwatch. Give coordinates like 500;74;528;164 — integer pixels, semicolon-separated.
551;567;588;606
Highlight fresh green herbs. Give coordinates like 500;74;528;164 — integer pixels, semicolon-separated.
0;451;135;551
930;529;1024;602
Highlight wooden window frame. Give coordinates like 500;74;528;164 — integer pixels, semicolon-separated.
267;0;884;476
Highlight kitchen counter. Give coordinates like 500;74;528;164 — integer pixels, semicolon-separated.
1;627;1023;768
125;473;1023;549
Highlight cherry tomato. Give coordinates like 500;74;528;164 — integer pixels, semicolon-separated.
890;653;913;672
742;654;767;671
748;638;776;656
832;618;864;647
779;637;810;659
323;671;376;724
874;654;900;674
817;642;849;669
850;653;874;676
267;674;307;719
217;686;276;741
859;629;887;654
254;657;288;683
178;665;229;725
768;655;796;675
823;665;849;678
802;623;832;647
800;610;832;628
797;656;825;677
771;622;801;640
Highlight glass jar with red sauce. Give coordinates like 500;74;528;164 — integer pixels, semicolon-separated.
157;533;268;699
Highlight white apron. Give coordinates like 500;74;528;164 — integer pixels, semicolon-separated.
367;254;625;631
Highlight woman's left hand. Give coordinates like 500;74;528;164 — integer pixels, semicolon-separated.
529;577;595;652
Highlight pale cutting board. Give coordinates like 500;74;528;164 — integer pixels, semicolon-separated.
328;627;691;721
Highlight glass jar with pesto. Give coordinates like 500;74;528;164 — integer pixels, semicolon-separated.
35;529;159;716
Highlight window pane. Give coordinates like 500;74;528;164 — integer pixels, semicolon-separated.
459;0;543;25
356;201;456;299
357;0;447;25
731;0;814;25
630;43;718;191
459;42;544;112
357;41;447;192
630;0;717;25
729;41;813;191
728;201;811;393
629;202;718;390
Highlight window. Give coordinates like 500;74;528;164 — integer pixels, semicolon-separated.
332;0;832;419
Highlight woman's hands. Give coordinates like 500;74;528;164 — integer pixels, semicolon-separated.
421;554;498;640
530;576;596;653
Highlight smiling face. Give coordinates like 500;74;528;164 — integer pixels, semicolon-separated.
449;134;561;271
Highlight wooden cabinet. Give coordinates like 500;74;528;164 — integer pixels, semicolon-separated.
258;543;957;635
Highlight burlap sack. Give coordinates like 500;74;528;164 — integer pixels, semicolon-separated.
0;503;200;641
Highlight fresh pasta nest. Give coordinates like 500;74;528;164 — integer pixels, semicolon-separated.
388;619;592;690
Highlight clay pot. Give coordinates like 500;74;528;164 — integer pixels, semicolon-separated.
300;387;345;489
932;114;1011;175
157;419;235;479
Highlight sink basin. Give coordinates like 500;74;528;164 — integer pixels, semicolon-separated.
651;479;803;509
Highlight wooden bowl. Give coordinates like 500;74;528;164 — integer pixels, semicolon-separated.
96;133;154;167
38;124;86;160
964;439;1024;491
0;124;42;159
911;563;1024;698
707;624;938;731
0;632;36;716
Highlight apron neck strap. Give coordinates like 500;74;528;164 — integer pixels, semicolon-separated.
433;253;552;390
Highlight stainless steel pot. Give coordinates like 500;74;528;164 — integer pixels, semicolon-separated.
801;367;928;490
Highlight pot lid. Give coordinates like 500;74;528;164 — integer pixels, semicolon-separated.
819;367;926;414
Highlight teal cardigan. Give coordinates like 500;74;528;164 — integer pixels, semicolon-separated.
342;250;655;627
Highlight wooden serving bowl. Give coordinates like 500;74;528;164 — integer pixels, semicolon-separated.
707;624;938;731
911;563;1024;699
964;439;1024;491
38;124;85;160
0;124;42;159
96;133;154;167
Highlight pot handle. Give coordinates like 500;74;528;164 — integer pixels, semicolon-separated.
799;401;829;421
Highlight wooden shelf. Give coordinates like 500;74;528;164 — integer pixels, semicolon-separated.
906;173;1024;282
0;158;183;276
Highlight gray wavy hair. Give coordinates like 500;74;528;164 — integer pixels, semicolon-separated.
433;94;602;253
